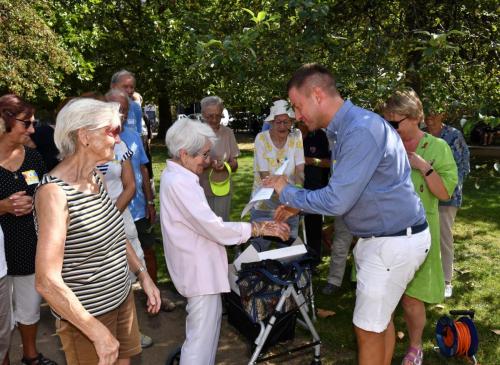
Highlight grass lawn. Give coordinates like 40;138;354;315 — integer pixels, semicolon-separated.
150;137;499;364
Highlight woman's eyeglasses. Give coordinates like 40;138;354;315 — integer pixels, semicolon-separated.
196;150;211;160
15;118;37;129
104;126;121;138
387;117;407;130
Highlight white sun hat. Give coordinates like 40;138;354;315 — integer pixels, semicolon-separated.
264;99;295;122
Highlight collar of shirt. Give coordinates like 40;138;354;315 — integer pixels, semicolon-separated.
166;159;200;184
326;100;354;140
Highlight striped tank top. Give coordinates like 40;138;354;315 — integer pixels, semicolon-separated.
38;172;131;318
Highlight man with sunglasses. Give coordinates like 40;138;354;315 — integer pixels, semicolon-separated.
264;64;430;365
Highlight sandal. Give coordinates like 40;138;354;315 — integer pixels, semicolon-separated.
21;353;58;365
401;346;423;365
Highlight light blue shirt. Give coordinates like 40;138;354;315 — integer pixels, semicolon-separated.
120;128;149;221
125;99;143;135
280;100;426;237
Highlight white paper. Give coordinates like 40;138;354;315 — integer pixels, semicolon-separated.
233;243;307;271
240;160;289;218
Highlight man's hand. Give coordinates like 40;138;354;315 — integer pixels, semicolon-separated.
274;205;300;222
146;204;156;225
139;273;161;314
92;324;119;365
262;175;289;195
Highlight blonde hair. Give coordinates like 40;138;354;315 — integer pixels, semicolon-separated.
381;89;424;122
55;98;121;158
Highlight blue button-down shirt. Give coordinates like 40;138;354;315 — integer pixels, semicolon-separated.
280;100;426;237
120;128;149;220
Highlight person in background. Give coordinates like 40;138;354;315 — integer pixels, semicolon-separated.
0;94;56;365
34;98;160;365
199;96;239;221
295;120;330;263
160;116;290;365
251;99;304;252
111;70;143;135
0;224;11;365
382;89;457;365
424;111;470;298
264;64;430;365
26;119;59;171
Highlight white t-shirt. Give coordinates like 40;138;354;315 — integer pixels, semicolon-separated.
96;141;133;201
0;224;6;278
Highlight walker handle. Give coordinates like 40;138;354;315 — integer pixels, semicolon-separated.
449;309;475;319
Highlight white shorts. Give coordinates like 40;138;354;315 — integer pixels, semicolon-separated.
352;228;430;333
7;274;42;325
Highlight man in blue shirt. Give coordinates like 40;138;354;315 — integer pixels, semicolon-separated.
264;64;431;365
110;69;143;135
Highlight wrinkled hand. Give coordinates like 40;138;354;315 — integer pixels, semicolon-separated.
252;221;290;241
274;205;300;222
140;273;161;314
93;325;119;365
2;191;33;216
262;175;288;195
211;159;225;171
407;152;430;173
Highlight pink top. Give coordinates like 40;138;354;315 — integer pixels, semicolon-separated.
160;160;252;297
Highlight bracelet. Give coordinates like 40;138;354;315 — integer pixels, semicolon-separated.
134;266;146;277
313;158;321;166
425;168;434;176
147;200;155;205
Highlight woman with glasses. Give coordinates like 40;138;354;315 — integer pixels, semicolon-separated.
0;94;57;365
160;116;290;364
381;90;457;365
34;98;160;365
251;99;305;251
199;96;239;221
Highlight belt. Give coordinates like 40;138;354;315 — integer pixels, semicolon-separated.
361;221;428;239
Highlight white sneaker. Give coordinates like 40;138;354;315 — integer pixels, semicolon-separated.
444;284;453;298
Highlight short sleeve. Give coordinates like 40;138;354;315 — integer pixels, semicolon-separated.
434;140;458;197
254;133;269;172
293;132;305;166
228;129;240;158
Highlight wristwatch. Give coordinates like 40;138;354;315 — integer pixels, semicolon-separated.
425;168;434;176
147;200;155;206
134;266;146;277
313;158;321;166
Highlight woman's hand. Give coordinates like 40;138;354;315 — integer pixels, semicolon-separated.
407;152;431;174
139;273;161;314
274;205;300;222
252;221;291;241
0;191;33;216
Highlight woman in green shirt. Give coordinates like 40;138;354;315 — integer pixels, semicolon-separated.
382;89;457;365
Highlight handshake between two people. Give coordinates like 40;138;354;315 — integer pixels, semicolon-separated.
259;174;301;235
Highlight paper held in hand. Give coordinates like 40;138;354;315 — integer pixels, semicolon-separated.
240;160;289;218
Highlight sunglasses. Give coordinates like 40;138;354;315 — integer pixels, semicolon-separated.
15;118;37;129
104;126;121;138
387;117;407;130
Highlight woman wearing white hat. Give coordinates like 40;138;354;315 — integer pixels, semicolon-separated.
251;100;305;251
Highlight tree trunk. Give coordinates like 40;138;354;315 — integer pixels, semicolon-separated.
157;91;172;141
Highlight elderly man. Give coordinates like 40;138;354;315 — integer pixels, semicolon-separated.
111;69;143;135
199;96;239;221
264;64;430;365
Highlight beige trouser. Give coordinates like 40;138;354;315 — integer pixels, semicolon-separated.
439;205;458;283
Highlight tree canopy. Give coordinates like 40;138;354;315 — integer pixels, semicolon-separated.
1;0;498;135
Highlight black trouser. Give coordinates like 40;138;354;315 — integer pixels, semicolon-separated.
304;213;323;264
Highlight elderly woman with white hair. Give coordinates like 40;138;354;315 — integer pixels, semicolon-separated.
34;98;161;365
160;117;290;365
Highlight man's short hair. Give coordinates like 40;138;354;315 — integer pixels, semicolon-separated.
287;63;337;96
110;69;136;87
